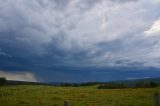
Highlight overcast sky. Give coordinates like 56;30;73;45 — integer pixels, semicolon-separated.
0;0;160;82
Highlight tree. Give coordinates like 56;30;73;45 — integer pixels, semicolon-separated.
0;77;6;86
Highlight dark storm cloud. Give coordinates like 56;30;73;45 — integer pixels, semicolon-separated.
0;0;160;82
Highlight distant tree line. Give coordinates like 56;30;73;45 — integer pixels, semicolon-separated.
97;83;126;89
53;81;159;89
0;77;159;89
59;82;99;87
97;81;159;89
135;81;158;88
56;80;159;89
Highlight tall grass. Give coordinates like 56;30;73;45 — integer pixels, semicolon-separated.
0;85;159;106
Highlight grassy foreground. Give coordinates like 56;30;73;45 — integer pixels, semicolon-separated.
0;85;160;106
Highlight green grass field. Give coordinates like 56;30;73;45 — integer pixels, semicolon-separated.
0;85;160;106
